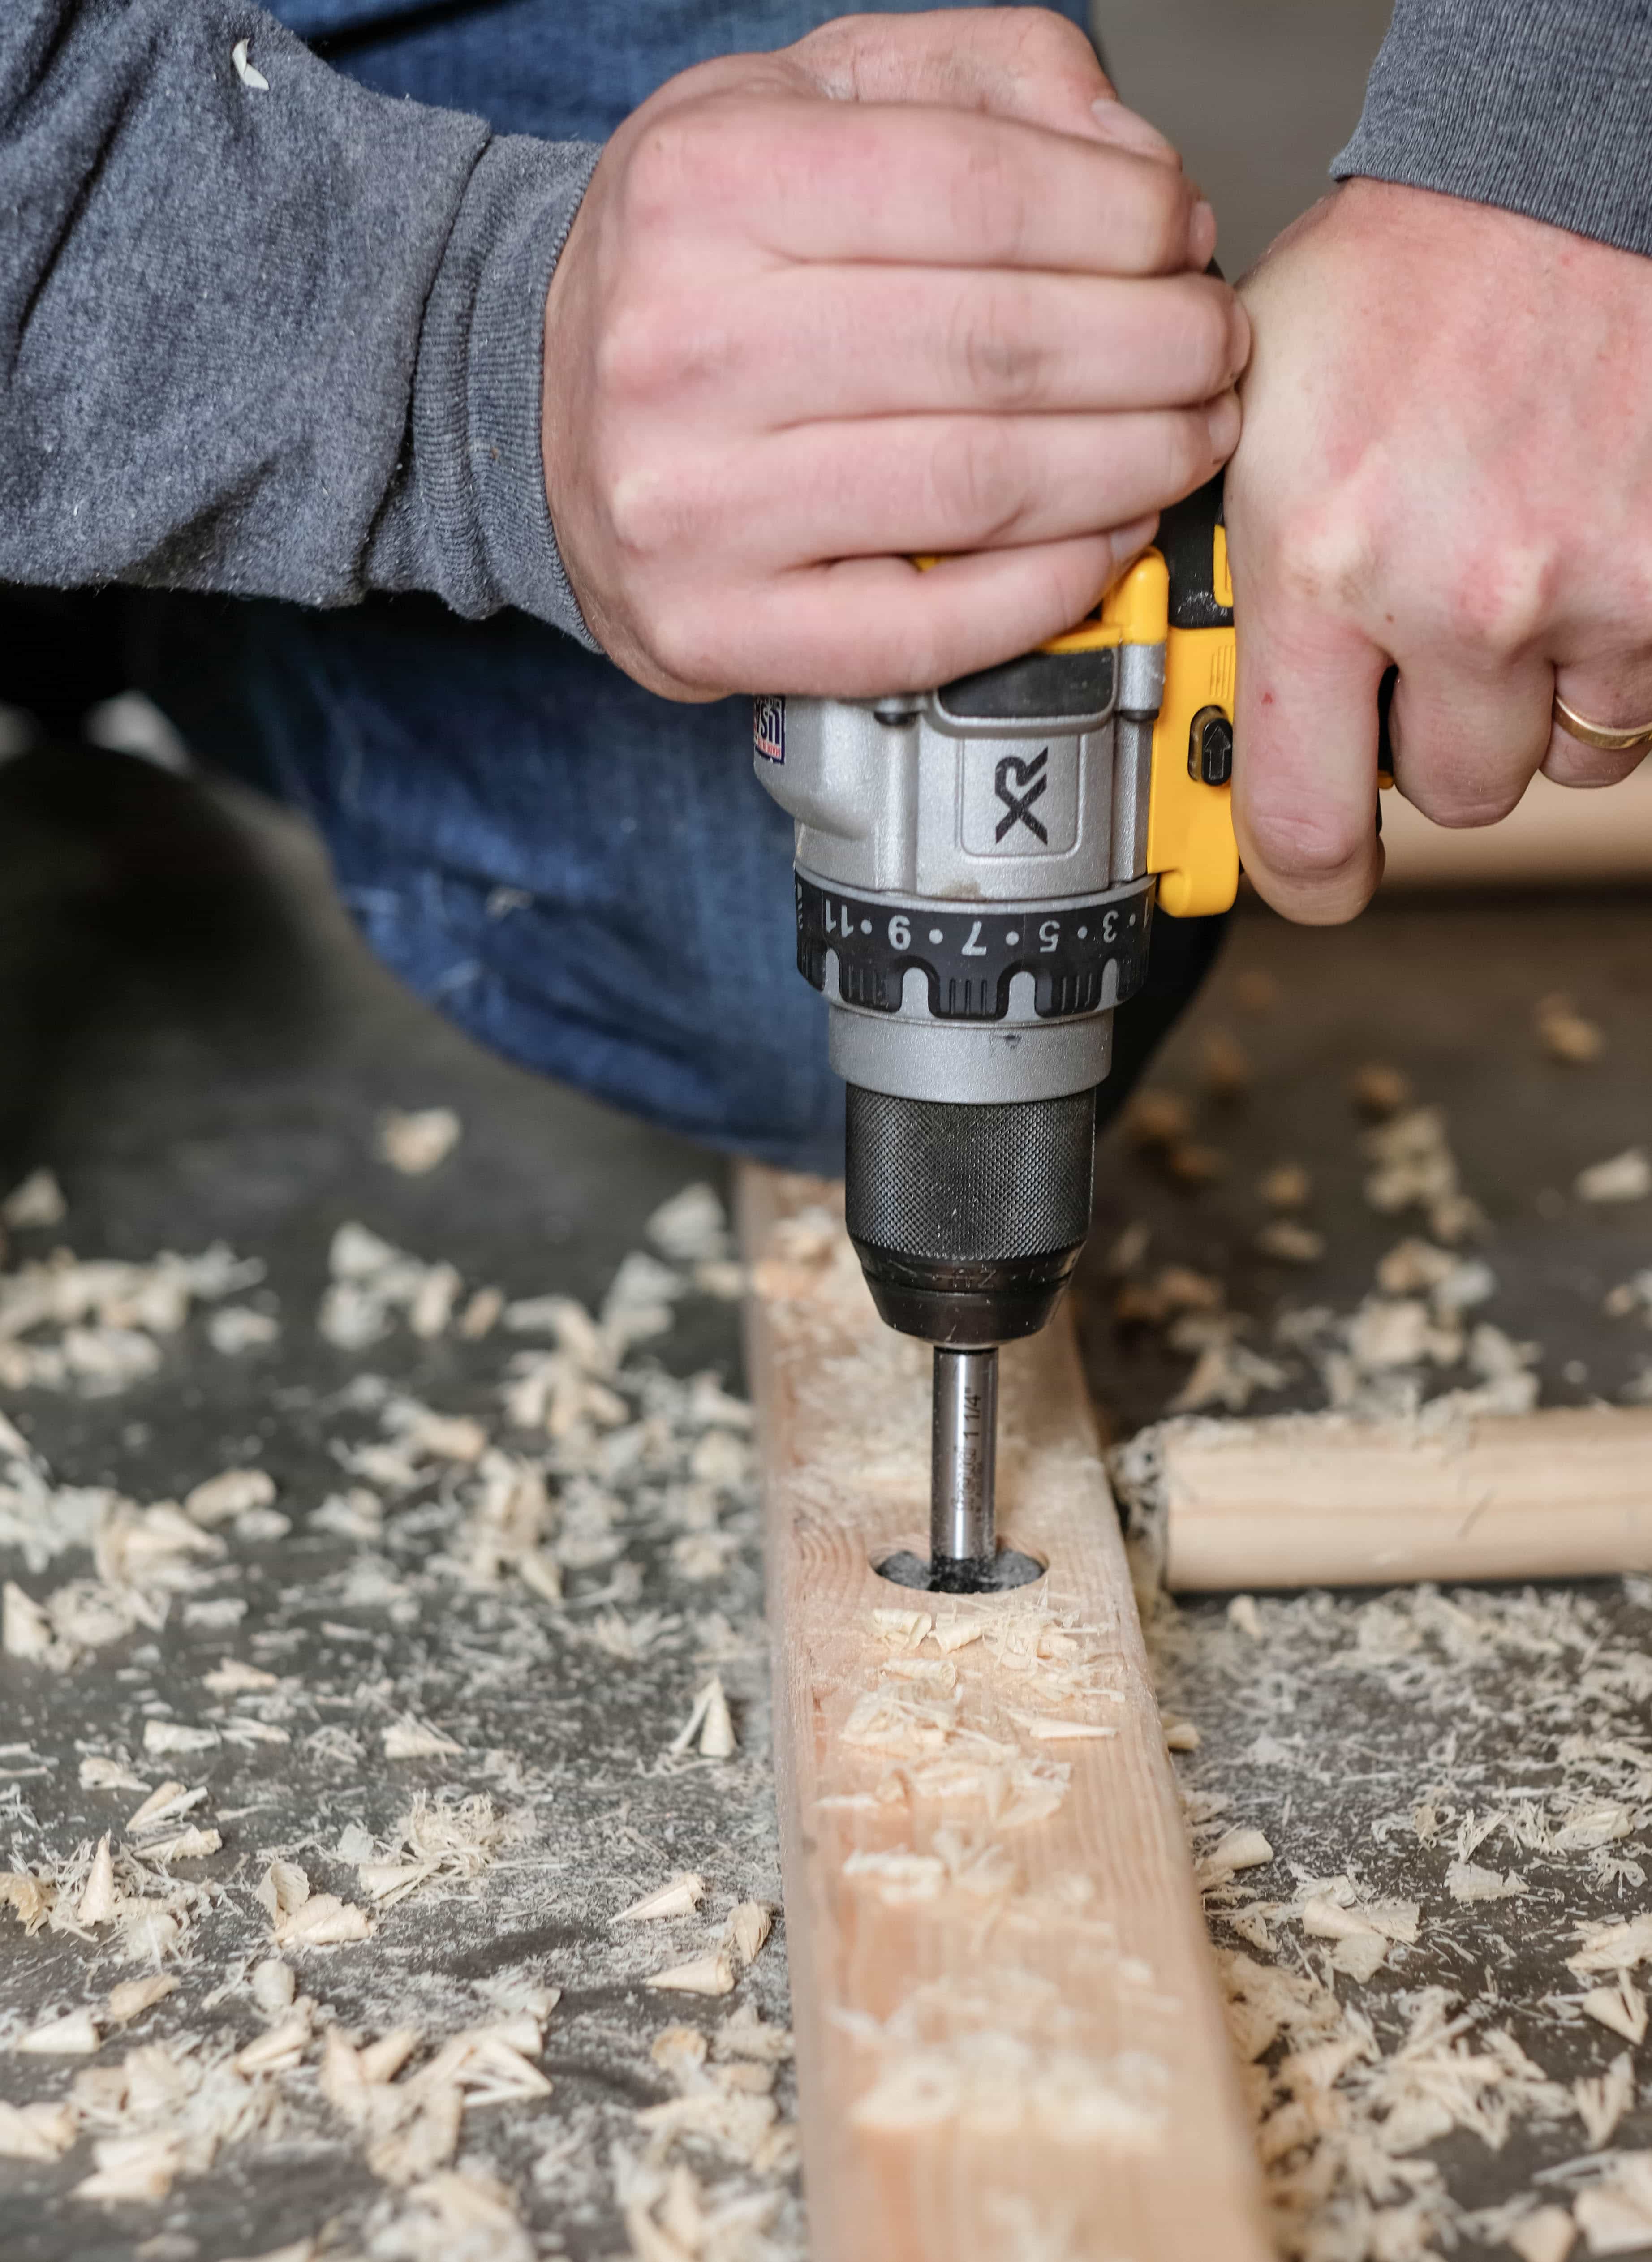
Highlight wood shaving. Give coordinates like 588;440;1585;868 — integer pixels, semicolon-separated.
1581;1975;1648;2045
647;1951;737;1998
1508;2206;1577;2262
1166;1140;1228;1187
724;1902;772;1968
1361;1105;1485;1241
184;1467;276;1526
1575;2155;1652;2253
1256;1220;1326;1265
106;1974;176;2026
381;1713;462;1759
616;1875;706;1923
2;1168;67;1229
257;1862;373;1948
646;1183;731;1265
1202;1030;1252;1100
230;36;269;89
1349;1063;1412;1117
1575;2051;1635;2150
15;2007;101;2054
206;1304;280;1354
356;1791;509;1907
670;1674;736;1759
376;1106;462;1175
1261;1164;1312;1210
77;1833;118;1924
1536;993;1605;1064
1124;1091;1193;1149
1576;1150;1652;1204
0;2097;79;2159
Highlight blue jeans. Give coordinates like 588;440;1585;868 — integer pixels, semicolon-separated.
150;0;1223;1174
184;594;846;1170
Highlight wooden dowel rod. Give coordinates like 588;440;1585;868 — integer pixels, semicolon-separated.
1131;1406;1652;1593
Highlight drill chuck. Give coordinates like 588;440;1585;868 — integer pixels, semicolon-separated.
844;1084;1097;1349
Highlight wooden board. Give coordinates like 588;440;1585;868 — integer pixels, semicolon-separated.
1380;761;1652;889
738;1164;1270;2262
1140;1404;1652;1592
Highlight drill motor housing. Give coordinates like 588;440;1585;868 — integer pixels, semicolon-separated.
754;478;1239;1361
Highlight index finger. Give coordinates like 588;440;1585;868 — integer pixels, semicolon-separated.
1230;552;1388;923
680;96;1206;276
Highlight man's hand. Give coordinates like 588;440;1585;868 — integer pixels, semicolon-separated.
542;9;1247;700
1226;179;1652;922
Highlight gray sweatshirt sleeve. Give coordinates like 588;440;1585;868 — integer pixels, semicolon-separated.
0;0;601;639
1333;0;1652;258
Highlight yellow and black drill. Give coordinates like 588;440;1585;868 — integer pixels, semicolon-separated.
754;475;1239;1591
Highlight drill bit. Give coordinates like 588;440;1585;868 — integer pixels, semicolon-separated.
930;1346;998;1590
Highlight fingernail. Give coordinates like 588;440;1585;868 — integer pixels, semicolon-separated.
1228;297;1253;380
1205;390;1241;460
1188;198;1217;267
1089;97;1178;161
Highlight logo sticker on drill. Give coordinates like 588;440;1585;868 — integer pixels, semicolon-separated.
753;697;786;765
993;749;1050;842
960;734;1080;856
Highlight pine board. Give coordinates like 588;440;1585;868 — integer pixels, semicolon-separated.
739;1163;1270;2262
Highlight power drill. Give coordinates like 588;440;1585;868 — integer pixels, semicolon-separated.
753;474;1239;1593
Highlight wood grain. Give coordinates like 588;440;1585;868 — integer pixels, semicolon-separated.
739;1165;1269;2262
1153;1405;1652;1592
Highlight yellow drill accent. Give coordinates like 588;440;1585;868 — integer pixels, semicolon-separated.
1099;546;1238;919
1213;525;1234;608
969;539;1240;917
1149;621;1240;916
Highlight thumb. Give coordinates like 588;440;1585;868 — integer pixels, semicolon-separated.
791;8;1179;159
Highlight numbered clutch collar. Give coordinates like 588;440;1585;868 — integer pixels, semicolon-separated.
794;870;1154;1025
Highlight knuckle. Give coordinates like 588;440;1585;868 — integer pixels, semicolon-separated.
949;139;1032;267
621;103;744;228
604;456;689;561
1405;779;1523;829
926;421;1027;541
1271;507;1377;621
645;601;727;693
952;284;1046;410
1180;281;1241;394
597;292;731;406
1008;6;1101;68
620;116;697;226
1126;164;1193;266
1445;542;1553;658
1155;407;1217;498
593;297;670;405
1243;797;1368;885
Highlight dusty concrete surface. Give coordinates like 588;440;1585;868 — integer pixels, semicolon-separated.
0;747;801;2262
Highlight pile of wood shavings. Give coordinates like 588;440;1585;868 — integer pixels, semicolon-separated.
1106;1077;1556;1437
1150;1571;1652;2261
0;1175;802;2262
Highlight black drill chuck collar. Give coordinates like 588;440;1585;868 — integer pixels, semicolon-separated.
843;1085;1097;1350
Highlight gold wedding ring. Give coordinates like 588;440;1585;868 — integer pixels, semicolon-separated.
1553;693;1652;757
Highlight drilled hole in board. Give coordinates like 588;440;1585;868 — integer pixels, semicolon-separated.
873;1544;1046;1596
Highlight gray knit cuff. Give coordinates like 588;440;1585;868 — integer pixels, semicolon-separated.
1333;0;1652;259
369;131;602;641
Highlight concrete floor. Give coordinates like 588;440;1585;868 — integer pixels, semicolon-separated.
0;749;798;2262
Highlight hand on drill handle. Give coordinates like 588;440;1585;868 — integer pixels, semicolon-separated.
541;8;1248;702
1226;180;1652;923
